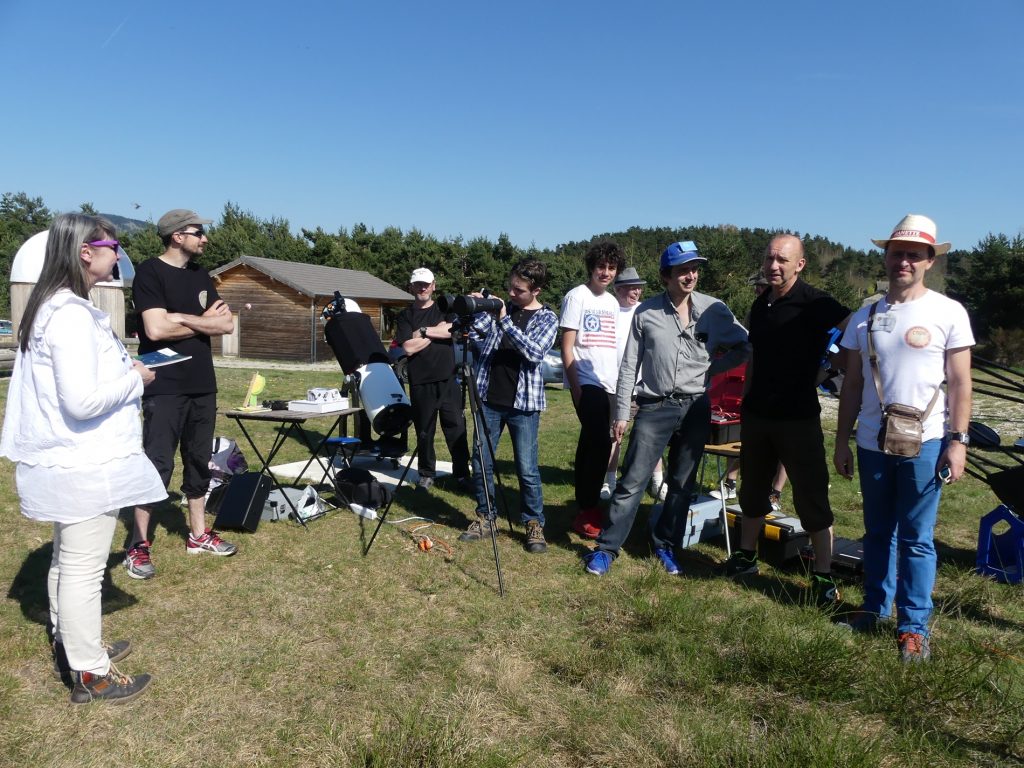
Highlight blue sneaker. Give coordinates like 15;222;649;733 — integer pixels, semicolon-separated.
653;547;681;575
584;550;612;576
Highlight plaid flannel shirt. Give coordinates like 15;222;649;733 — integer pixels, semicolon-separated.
470;304;558;412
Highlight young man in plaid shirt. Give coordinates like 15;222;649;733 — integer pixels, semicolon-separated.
458;259;559;553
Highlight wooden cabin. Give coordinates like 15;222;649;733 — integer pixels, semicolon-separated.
209;255;411;362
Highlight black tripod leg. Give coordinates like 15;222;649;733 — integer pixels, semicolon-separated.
453;332;507;596
363;443;419;556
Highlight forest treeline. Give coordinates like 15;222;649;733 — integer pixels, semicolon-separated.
2;192;1021;362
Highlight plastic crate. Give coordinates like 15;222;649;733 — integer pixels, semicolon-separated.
976;505;1024;584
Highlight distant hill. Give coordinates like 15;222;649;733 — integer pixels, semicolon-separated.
102;213;151;234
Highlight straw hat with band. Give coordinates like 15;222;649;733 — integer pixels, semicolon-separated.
871;214;950;257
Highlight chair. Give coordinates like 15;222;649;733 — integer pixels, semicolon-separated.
316;436;361;488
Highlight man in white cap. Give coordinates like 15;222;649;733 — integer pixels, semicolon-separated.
584;241;749;576
125;209;238;579
724;234;849;609
834;214;973;662
395;267;471;491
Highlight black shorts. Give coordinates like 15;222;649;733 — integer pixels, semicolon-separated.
738;410;834;533
142;393;217;500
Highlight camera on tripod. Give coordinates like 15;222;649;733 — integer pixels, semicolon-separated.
437;290;503;316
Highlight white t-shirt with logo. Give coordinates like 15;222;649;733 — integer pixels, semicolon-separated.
560;284;620;392
840;290;974;450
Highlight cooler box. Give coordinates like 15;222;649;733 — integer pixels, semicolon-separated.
801;536;865;577
726;506;809;566
679;495;726;549
707;363;745;445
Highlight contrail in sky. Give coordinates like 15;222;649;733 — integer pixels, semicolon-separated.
101;16;129;49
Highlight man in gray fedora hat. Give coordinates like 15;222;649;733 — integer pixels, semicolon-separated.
601;266;669;502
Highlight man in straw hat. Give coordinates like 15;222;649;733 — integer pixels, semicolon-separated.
724;234;850;609
584;241;749;576
833;214;973;662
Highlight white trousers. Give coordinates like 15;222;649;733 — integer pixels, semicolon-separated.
48;511;118;675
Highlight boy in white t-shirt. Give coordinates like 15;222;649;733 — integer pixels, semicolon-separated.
560;241;625;538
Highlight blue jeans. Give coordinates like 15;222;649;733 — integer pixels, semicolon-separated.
596;393;710;556
471;402;544;526
857;439;944;636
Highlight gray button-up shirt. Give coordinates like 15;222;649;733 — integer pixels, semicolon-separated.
616;290;750;421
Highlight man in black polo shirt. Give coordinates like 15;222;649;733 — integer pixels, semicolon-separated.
395;267;471;491
725;234;850;607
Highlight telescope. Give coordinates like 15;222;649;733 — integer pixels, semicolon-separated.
437;291;503;316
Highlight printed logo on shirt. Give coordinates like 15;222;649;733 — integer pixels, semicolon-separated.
581;311;617;348
905;326;931;349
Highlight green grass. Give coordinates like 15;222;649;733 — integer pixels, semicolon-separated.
0;367;1022;767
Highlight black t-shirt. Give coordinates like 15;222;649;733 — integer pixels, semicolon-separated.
486;306;538;409
133;257;220;396
743;278;849;419
394;303;456;385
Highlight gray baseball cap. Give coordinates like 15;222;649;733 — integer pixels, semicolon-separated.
157;209;212;237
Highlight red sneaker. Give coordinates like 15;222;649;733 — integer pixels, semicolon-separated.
572;507;603;539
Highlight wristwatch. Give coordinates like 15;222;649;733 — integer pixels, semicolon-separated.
947;431;970;445
419;326;428;339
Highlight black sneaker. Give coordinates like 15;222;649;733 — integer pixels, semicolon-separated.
810;573;841;609
53;639;132;681
837;611;891;634
458;517;495;542
70;663;151;705
524;520;547;554
724;550;759;577
416;476;435;492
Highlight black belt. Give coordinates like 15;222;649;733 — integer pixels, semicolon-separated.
637;392;700;405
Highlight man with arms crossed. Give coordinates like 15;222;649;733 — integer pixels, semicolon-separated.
395;267;472;492
125;209;237;579
561;241;624;539
458;259;559;553
834;214;973;662
584;242;749;576
725;234;849;607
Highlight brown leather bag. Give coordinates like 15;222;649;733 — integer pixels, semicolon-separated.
877;403;927;457
866;302;940;458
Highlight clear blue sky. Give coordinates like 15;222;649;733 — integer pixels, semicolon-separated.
2;0;1021;253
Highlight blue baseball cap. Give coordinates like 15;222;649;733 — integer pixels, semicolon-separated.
660;241;706;269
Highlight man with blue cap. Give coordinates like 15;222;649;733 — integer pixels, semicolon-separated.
584;241;750;576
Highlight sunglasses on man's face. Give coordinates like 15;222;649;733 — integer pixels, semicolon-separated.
177;228;206;238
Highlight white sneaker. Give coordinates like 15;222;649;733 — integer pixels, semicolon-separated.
650;476;667;502
600;482;612;501
769;491;782;513
710;482;737;501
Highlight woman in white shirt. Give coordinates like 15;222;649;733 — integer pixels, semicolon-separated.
1;214;166;704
